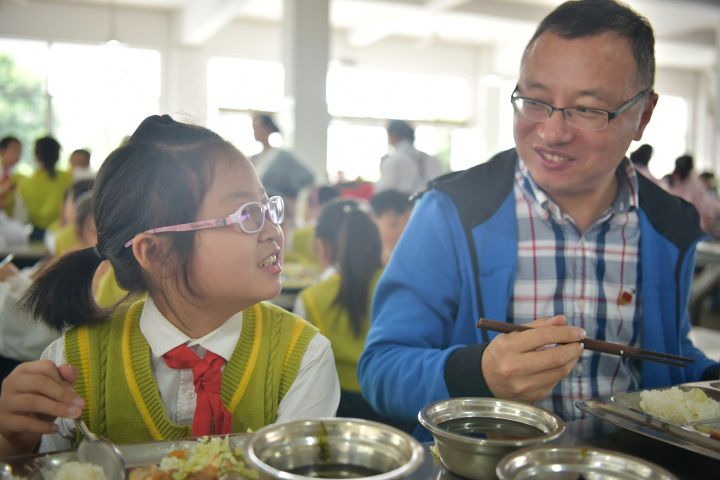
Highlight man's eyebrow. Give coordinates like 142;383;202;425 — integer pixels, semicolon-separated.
520;83;611;103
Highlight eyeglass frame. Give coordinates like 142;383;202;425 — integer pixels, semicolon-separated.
124;196;284;248
510;86;653;131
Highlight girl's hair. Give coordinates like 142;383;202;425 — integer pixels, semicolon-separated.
22;115;241;331
315;199;381;337
35;136;61;179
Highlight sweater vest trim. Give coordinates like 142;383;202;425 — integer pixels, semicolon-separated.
226;303;262;412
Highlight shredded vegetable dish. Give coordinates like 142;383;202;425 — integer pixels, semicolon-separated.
129;436;257;480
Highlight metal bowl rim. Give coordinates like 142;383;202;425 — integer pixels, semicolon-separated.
417;397;565;447
243;417;425;480
495;445;679;480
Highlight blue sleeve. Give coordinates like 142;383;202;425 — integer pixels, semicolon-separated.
358;191;484;422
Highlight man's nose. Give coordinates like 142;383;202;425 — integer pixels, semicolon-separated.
537;109;573;144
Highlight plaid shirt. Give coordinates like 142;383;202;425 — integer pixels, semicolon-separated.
510;158;642;420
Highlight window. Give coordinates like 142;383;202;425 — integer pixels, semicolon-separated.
0;38;161;171
207;57;284;158
629;95;688;179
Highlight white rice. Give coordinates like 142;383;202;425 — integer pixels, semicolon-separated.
53;461;107;480
639;386;720;424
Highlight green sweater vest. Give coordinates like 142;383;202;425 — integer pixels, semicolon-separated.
65;299;316;444
299;269;382;393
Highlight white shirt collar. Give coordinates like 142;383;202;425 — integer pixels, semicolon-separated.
139;296;243;362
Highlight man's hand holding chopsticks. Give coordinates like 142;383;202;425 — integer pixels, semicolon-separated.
480;315;586;403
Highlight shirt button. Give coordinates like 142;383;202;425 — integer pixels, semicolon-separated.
576;362;584;377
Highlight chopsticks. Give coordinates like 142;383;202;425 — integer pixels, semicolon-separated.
476;318;694;368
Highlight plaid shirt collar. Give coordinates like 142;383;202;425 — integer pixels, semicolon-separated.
516;157;640;225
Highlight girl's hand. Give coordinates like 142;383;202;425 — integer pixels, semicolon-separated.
0;361;85;455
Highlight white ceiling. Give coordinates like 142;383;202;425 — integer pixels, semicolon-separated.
9;0;720;68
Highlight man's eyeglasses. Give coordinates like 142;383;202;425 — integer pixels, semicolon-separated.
124;196;284;248
511;87;652;132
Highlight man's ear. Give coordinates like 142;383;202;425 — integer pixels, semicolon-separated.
633;91;659;141
131;233;170;273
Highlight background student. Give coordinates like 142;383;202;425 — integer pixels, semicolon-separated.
294;199;409;429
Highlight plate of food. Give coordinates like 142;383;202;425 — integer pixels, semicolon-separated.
1;434;253;480
576;380;720;460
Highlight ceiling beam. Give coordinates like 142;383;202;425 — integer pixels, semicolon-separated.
347;0;471;47
178;0;250;46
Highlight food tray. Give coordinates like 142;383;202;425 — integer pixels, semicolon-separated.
576;380;720;461
1;433;249;479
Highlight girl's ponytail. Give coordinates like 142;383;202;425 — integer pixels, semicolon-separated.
316;199;382;338
21;247;107;331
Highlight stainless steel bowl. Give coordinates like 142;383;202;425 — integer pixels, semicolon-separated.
244;418;425;480
496;446;678;480
418;397;565;480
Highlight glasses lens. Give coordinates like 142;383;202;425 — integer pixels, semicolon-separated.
566;108;608;131
513;98;550;121
267;196;284;225
240;203;265;233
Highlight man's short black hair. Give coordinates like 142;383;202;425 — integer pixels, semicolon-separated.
524;0;655;88
387;120;415;143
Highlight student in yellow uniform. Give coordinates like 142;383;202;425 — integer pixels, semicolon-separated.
0;115;339;456
294;199;409;430
287;185;340;267
16;136;73;240
0;136;24;216
46;179;95;257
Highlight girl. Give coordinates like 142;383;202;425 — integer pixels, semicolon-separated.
0;115;339;456
15;136;73;239
294;199;407;430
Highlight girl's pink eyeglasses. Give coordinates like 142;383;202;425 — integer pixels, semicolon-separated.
124;196;284;248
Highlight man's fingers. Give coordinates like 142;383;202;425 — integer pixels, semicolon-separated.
503;324;586;353
524;342;584;372
526;315;566;328
510;350;583;401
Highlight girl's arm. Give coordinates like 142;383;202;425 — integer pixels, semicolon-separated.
0;360;83;456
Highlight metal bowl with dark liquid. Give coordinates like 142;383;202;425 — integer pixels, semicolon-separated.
418;397;565;480
496;446;678;480
243;418;424;480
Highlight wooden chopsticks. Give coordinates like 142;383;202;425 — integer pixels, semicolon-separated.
476;318;694;368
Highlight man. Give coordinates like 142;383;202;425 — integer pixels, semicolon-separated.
69;148;94;180
358;0;719;434
374;120;443;195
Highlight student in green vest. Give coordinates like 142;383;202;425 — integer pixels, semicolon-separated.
294;199;409;431
15;136;73;240
0;115;340;456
